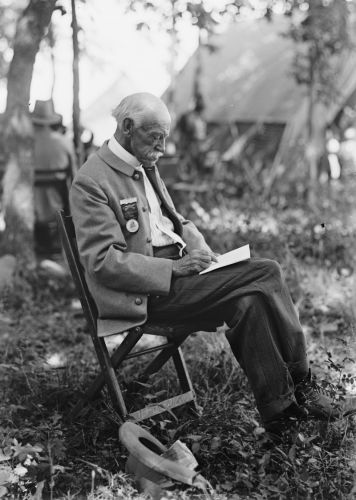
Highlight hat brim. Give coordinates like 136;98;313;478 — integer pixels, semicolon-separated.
31;114;62;125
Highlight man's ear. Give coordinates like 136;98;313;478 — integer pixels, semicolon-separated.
122;118;133;136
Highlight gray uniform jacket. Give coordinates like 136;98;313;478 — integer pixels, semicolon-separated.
70;141;211;336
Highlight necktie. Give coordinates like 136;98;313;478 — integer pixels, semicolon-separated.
143;166;186;255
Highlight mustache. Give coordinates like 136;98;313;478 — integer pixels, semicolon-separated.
148;151;163;158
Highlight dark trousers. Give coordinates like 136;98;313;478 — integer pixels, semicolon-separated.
148;255;308;422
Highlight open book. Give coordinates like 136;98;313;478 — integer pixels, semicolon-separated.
199;244;250;275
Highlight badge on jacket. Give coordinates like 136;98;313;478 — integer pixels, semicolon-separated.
120;197;139;233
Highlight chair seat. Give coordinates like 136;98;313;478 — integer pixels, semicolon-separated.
142;321;221;337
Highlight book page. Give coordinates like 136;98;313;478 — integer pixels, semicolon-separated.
199;244;250;275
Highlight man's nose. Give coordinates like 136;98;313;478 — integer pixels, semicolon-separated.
155;138;165;152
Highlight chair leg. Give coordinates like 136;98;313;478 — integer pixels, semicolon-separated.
172;347;199;413
138;335;199;413
92;337;128;418
140;334;189;382
85;329;144;402
70;332;142;420
172;347;194;393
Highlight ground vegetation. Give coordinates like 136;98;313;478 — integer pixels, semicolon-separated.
0;171;355;499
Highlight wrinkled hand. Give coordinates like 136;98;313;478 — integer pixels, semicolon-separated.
172;250;218;277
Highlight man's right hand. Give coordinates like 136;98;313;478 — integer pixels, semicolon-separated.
172;249;216;277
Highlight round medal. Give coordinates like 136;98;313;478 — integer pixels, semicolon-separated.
126;219;139;233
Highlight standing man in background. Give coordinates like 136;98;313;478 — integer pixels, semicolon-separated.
31;99;76;255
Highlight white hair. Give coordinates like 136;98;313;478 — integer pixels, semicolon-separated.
112;92;170;130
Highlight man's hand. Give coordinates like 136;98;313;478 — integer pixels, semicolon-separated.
172;250;218;277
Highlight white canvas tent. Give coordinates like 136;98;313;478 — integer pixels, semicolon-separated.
81;72;135;144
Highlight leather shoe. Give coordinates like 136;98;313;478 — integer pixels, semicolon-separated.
295;369;341;420
264;401;308;435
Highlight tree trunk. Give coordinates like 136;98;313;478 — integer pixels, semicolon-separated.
71;0;83;167
2;0;57;265
48;24;56;99
306;84;317;208
306;46;318;209
166;0;178;119
193;30;204;106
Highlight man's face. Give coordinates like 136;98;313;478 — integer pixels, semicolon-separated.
129;118;170;165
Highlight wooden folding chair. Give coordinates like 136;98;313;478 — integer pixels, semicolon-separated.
57;210;219;423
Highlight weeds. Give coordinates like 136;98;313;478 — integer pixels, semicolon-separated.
1;191;356;498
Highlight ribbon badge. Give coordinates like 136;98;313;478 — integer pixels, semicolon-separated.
120;197;139;233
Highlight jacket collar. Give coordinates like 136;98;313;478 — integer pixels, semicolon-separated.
108;136;141;168
97;141;137;177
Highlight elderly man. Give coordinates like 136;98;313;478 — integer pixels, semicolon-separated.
70;92;338;434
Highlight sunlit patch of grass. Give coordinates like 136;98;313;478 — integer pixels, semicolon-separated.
301;265;354;318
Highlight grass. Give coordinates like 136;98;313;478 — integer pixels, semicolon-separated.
1;179;356;498
0;259;355;499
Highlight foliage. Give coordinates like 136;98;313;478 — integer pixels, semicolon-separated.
0;0;68;82
0;0;27;80
0;437;65;499
121;0;270;98
1;185;356;498
187;200;356;274
169;162;356;281
124;0;232;36
285;0;353;104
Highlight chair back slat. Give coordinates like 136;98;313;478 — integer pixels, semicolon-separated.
57;210;97;335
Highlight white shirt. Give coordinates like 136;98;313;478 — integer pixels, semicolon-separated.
108;137;186;251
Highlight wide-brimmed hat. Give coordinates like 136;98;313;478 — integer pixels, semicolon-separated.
31;99;62;125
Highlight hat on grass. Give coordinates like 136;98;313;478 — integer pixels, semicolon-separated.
118;421;211;497
31;99;62;125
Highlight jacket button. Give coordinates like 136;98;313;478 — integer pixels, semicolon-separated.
146;237;152;243
133;172;140;180
135;297;142;305
142;206;147;212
